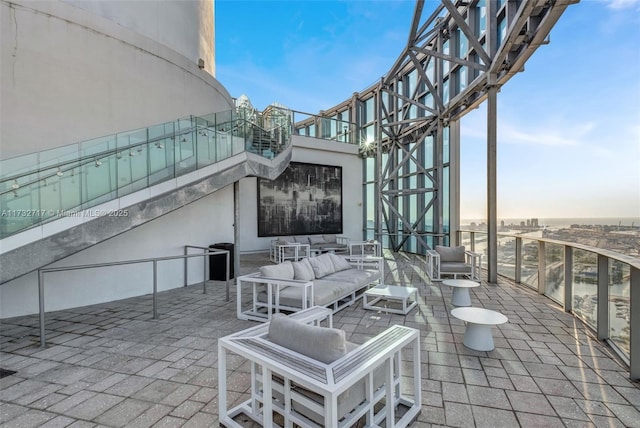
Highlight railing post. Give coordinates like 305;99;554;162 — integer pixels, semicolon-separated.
38;269;46;348
153;260;158;319
597;254;609;341
515;237;522;284
564;246;573;312
184;246;188;287
203;248;207;294
225;251;230;302
630;266;640;380
538;241;546;295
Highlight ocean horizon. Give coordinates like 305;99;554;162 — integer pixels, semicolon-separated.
461;217;640;228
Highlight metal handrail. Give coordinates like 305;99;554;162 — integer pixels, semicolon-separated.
184;245;231;301
37;248;230;347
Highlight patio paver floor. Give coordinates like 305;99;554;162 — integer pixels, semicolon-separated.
1;252;639;427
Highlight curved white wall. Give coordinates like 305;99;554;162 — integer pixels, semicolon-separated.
62;0;215;76
1;0;228;159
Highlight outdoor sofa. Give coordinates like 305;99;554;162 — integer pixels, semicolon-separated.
237;252;383;322
269;234;349;263
219;306;422;427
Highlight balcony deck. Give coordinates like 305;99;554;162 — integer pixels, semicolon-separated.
1;252;639;427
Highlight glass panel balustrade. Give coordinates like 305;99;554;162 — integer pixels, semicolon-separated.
572;249;598;330
497;235;516;280
0;107;293;239
609;260;630;355
544;242;565;304
458;228;638;373
521;239;539;290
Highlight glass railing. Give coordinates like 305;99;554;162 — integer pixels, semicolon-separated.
460;229;640;378
0;107;293;239
293;111;356;145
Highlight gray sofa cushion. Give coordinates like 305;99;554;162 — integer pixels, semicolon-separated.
279;237;296;244
435;245;466;262
308;254;336;278
440;262;472;274
292;258;315;281
328;253;352;272
268;313;347;364
260;261;294;280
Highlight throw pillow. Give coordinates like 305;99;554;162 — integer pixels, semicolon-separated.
328;253;352;272
308;235;327;245
323;234;337;243
268;313;347;363
292;258;315;281
260;261;294;279
294;235;310;244
280;236;295;244
308;253;336;278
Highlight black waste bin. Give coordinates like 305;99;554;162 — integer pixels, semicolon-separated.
209;243;234;280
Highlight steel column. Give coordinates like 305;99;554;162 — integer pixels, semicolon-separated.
486;74;498;285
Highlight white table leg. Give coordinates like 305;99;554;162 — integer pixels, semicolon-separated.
451;287;471;306
463;322;495;351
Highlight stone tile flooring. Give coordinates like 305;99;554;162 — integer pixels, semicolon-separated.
1;252;639;427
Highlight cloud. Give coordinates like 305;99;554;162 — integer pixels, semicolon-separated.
606;0;640;9
499;121;596;147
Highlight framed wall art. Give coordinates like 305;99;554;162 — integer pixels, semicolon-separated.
257;162;343;237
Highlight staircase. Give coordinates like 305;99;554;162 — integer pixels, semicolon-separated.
0;107;294;283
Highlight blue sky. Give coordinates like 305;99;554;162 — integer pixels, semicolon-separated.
216;0;640;221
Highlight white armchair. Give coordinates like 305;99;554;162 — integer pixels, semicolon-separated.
348;240;381;257
219;307;421;428
426;245;482;282
270;239;310;263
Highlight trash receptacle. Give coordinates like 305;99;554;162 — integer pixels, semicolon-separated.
209;243;234;280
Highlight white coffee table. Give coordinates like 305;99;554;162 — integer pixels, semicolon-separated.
442;279;480;306
363;285;418;315
451;307;508;351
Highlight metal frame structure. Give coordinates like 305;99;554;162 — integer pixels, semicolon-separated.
298;0;578;284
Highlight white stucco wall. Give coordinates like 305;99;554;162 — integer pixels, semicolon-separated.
1;0;227;159
0;186;234;318
239;137;364;252
61;0;215;76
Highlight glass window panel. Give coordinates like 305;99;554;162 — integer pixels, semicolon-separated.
572;249;598;329
365;97;375;123
443;40;450;75
443;127;450;164
477;0;486;35
366;183;375;225
366;157;376;182
498;18;507;46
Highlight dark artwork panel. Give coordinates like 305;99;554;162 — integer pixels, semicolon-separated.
258;162;342;237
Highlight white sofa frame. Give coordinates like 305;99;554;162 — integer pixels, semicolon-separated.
426;248;482;282
219;306;421;428
269;241;310;264
236;256;384;322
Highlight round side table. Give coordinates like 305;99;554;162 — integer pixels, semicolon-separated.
442;279;480;306
451;307;508;351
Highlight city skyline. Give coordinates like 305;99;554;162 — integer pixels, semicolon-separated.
216;0;640;221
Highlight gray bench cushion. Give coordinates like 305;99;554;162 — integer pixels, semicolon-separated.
268;313;346;364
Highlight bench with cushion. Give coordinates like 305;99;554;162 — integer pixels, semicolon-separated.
237;253;383;322
219;307;421;427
